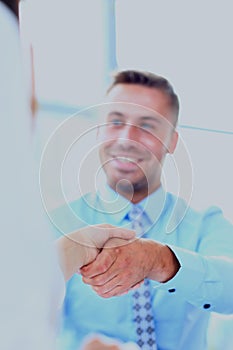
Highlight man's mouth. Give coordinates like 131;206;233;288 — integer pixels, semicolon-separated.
109;155;143;171
115;156;139;163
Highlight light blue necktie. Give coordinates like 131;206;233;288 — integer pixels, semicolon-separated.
128;206;157;350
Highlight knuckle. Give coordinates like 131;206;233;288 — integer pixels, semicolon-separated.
97;290;109;298
82;276;88;284
99;260;110;274
80;268;88;277
93;285;102;294
100;293;110;299
112;287;125;297
93;276;105;286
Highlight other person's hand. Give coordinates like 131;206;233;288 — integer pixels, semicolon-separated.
56;224;135;281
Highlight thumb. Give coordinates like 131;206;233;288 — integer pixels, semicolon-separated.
107;226;135;240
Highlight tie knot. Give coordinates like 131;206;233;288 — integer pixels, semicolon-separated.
128;205;145;236
128;205;143;221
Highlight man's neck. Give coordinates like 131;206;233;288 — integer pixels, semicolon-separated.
108;182;161;204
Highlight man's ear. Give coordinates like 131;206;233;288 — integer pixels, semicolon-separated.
167;130;178;154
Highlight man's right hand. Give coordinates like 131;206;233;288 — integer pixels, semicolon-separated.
81;236;180;297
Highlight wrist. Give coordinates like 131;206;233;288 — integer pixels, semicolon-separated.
56;233;88;281
160;245;180;282
147;241;180;283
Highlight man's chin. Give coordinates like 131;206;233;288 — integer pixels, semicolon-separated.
109;177;148;194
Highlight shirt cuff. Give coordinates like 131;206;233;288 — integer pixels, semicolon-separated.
150;245;206;295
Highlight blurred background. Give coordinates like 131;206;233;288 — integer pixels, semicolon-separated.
19;1;233;348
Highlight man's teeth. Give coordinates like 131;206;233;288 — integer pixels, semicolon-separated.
118;157;137;163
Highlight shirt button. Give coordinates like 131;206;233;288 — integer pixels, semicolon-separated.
203;303;211;309
168;288;176;293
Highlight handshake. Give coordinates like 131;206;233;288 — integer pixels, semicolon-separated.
56;223;179;298
56;224;142;297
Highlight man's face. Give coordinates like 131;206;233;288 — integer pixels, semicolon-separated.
98;84;178;201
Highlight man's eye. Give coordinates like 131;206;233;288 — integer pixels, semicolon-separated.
140;123;154;130
110;119;124;126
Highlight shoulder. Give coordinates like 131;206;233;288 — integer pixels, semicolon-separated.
165;192;231;232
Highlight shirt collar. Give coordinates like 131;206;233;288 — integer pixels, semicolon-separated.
138;186;167;225
98;183;167;226
97;183;131;224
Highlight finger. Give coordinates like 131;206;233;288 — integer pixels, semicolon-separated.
95;283;131;298
130;280;144;290
90;225;135;249
93;277;123;297
94;277;144;298
83;268;118;287
81;248;117;278
82;257;120;286
92;273;133;297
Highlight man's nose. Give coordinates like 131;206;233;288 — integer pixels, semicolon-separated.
117;123;139;143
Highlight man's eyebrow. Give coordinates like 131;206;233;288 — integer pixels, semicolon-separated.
140;116;162;123
107;111;125;118
107;113;161;120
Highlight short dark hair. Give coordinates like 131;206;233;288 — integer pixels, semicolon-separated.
107;70;179;125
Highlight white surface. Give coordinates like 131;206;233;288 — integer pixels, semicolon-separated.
116;0;233;133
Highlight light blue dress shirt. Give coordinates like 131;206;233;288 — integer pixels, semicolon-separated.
52;186;233;350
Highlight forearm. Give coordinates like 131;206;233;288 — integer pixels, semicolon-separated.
56;233;94;281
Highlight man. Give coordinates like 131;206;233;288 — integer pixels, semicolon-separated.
55;70;233;350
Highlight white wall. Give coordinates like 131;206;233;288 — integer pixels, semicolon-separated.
20;0;107;106
116;0;233;222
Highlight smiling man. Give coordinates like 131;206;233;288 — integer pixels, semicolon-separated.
98;78;178;204
55;70;233;350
